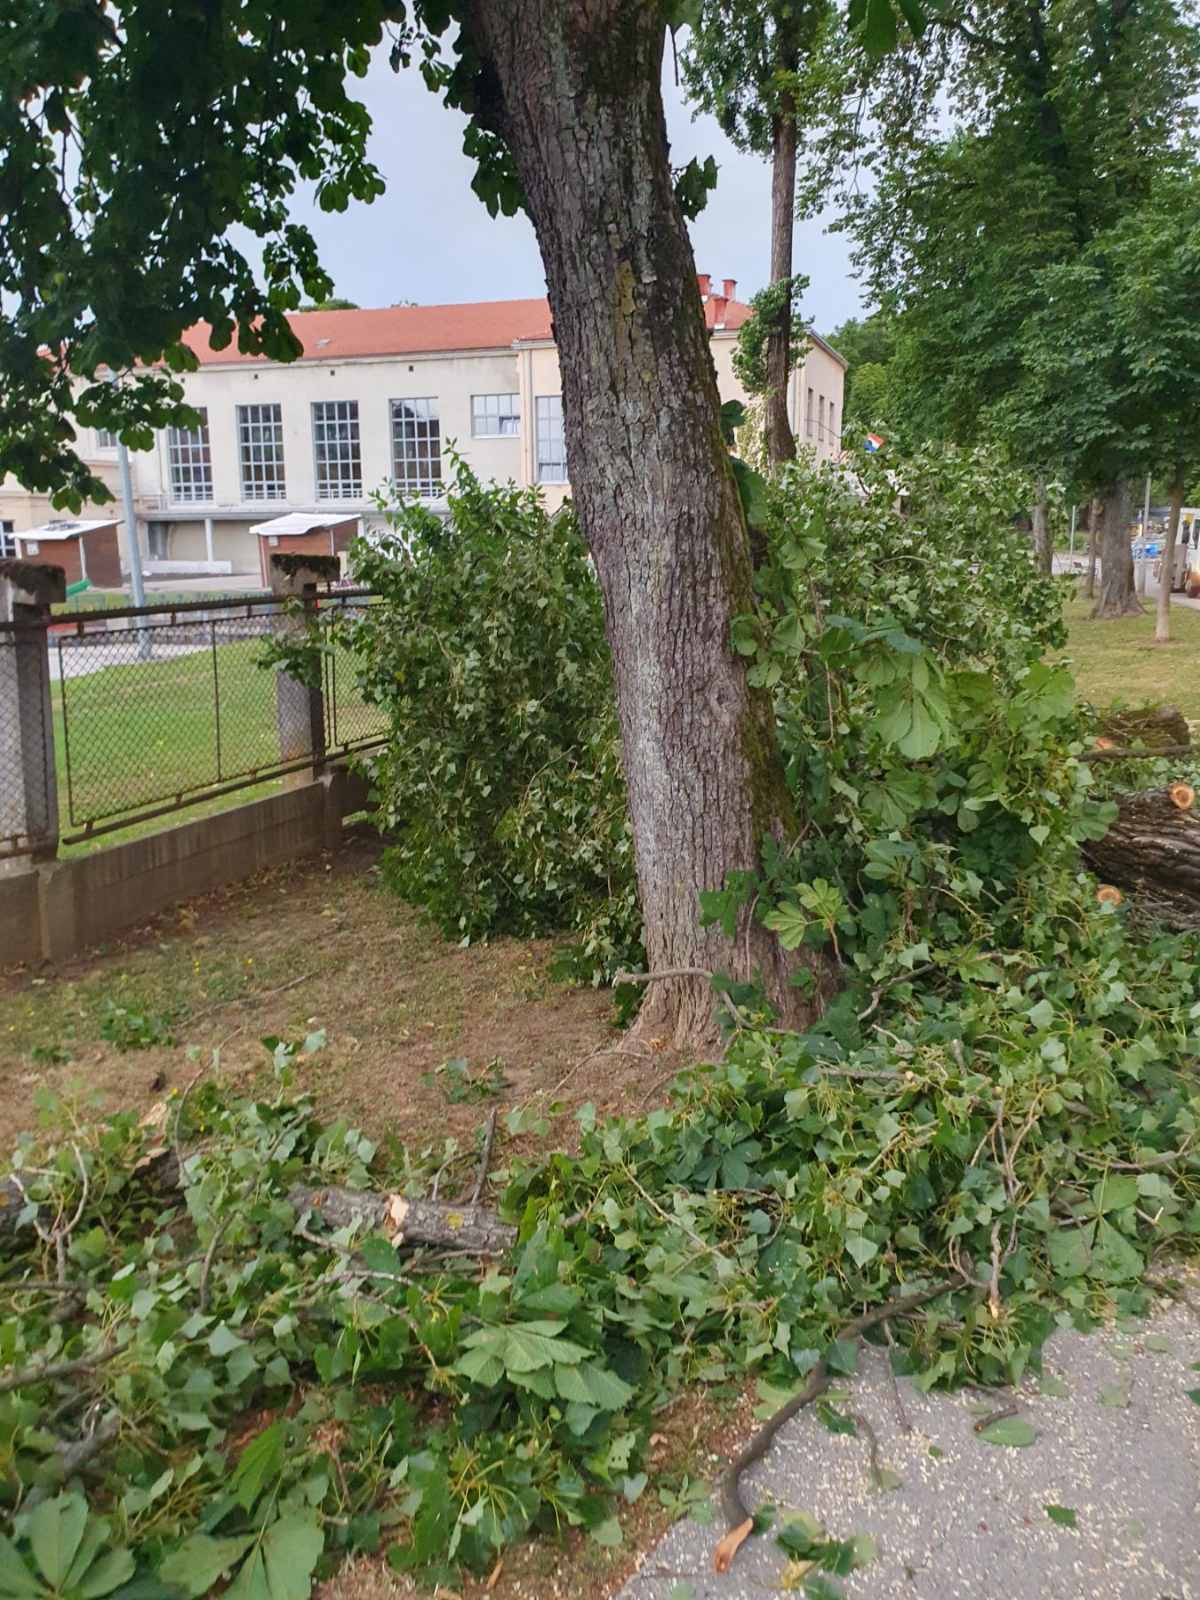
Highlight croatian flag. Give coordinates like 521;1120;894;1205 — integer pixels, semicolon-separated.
864;433;885;453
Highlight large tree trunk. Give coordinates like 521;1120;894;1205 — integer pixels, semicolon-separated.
467;0;832;1047
1156;474;1185;644
764;105;798;469
1091;480;1142;618
1031;478;1052;575
1083;785;1200;929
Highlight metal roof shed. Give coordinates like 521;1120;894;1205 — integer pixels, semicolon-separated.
249;513;360;587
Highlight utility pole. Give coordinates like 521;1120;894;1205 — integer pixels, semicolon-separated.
104;366;151;659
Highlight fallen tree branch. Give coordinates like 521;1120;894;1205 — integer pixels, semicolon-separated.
1083;743;1193;763
614;967;714;986
288;1184;517;1255
0;1341;118;1397
714;1277;962;1573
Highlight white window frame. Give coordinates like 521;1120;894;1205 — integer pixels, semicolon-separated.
390;398;442;498
0;520;15;560
237;403;287;501
312;400;363;500
94;429;119;451
166;409;214;503
471;392;521;437
805;387;815;439
535;395;567;484
818;394;826;441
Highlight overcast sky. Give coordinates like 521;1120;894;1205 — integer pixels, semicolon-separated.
283;48;867;338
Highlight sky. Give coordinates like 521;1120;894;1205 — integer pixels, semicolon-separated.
281;47;867;338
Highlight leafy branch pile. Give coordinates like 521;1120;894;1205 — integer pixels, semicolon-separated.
5;902;1200;1592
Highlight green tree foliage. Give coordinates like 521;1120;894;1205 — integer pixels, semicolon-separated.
298;297;361;311
825;308;898;436
793;0;1200;491
342;464;640;979
0;0;394;506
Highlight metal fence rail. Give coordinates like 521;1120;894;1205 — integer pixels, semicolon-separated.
0;586;388;854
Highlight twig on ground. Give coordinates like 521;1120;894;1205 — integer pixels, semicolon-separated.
973;1402;1019;1434
857;963;937;1023
714;1276;963;1573
25;1414;121;1509
470;1109;499;1208
0;1341;118;1396
614;967;714;986
881;1322;912;1434
197;1214;235;1313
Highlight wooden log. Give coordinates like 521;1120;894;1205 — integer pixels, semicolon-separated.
2;1167;514;1260
288;1185;517;1255
1094;704;1191;753
1083;785;1200;930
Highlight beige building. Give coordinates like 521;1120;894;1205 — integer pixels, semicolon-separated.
0;278;846;579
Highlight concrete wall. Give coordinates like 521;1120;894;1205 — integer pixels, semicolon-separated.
0;767;370;967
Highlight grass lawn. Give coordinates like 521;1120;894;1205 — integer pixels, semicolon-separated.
49;630;383;857
1061;584;1200;724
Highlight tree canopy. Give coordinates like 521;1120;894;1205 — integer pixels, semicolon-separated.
794;0;1200;495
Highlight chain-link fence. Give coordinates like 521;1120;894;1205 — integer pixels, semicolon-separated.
1;588;388;853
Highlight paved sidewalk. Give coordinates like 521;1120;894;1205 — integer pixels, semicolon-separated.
619;1294;1200;1600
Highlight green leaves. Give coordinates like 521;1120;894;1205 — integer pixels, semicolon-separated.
977;1417;1038;1447
230;1423;285;1512
1;1496;135;1600
1045;1505;1078;1529
159;1535;256;1600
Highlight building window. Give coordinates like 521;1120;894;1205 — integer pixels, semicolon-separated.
805;387;814;439
146;523;170;560
390;398;442;498
94;429;119;451
237;403;287;501
471;393;520;437
167;410;213;502
818;395;826;440
312;401;362;499
535;396;567;483
828;404;838;445
0;520;14;560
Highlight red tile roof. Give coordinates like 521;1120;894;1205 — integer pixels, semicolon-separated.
181;284;752;366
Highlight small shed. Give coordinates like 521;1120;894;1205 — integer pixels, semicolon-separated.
14;519;123;590
250;513;359;588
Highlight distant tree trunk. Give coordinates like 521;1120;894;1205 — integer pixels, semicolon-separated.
1156;473;1185;644
1084;497;1099;598
1031;478;1052;575
1091;481;1142;618
764;98;798;469
468;0;834;1048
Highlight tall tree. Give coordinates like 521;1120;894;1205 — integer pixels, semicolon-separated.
6;0;930;1047
792;0;1200;605
683;1;831;466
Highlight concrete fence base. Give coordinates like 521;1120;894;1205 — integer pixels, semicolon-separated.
0;767;371;967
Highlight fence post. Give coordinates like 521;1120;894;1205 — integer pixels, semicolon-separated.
268;556;332;786
0;561;64;861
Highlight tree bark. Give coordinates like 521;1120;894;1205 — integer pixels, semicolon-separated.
1083;785;1200;930
1156;474;1185;644
289;1186;517;1255
765;105;798;468
466;0;833;1047
1084;497;1099;598
1091;480;1142;618
1031;478;1052;575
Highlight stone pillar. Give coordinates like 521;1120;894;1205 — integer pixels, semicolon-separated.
0;562;65;862
268;555;336;787
204;516;215;565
